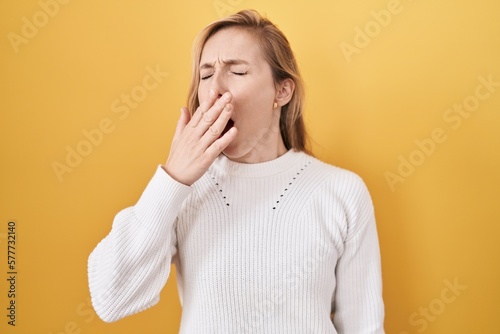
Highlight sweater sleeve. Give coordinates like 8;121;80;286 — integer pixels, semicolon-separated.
87;166;192;323
332;173;385;333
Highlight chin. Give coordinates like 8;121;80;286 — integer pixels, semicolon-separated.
221;142;253;162
221;147;245;160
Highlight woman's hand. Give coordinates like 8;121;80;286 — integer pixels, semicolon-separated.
162;90;237;186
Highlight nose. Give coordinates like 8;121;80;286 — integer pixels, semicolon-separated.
210;71;228;98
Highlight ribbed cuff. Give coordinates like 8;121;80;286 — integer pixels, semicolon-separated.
133;165;193;236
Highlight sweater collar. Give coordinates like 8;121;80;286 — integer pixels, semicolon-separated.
213;150;305;178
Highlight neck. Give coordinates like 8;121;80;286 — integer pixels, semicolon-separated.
224;137;287;164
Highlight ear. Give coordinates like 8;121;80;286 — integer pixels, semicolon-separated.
274;78;295;108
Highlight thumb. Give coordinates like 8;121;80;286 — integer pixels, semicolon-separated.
173;107;190;140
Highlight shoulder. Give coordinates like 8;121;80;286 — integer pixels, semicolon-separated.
300;152;370;199
301;153;375;234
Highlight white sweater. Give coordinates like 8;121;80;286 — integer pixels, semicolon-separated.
88;150;385;333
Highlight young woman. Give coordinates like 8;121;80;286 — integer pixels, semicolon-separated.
88;9;385;333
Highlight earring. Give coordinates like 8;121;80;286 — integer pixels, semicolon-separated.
273;102;278;109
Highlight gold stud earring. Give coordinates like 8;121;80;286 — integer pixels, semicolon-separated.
273;102;278;109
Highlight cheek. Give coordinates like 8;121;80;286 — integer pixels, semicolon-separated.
229;90;252;114
232;95;273;127
233;89;273;113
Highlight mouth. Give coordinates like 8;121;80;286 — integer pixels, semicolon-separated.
220;118;234;138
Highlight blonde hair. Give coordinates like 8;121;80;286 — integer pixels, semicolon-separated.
187;9;309;152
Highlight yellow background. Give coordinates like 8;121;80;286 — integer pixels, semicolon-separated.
1;0;499;333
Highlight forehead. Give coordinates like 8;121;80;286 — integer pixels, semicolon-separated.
200;27;264;65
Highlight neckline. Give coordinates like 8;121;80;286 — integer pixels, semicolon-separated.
213;150;306;178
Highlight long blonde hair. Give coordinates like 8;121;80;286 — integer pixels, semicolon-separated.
187;9;309;152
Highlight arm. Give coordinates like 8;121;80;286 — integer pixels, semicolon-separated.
87;166;192;322
332;175;385;333
88;88;235;322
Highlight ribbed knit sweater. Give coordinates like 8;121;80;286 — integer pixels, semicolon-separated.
88;150;385;333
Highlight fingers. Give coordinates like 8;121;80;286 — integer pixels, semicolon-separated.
190;89;219;127
174;90;231;141
204;126;238;159
191;91;232;130
202;101;236;158
201;92;231;123
203;103;232;140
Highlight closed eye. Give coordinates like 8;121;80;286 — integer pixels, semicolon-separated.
201;71;248;80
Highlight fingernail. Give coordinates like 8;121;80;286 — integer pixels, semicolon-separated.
223;92;231;101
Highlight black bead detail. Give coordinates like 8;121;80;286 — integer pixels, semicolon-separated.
209;171;230;207
272;160;312;210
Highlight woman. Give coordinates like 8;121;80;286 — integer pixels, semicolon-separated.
88;9;385;333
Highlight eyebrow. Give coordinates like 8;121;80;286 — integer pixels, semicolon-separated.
200;59;250;69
